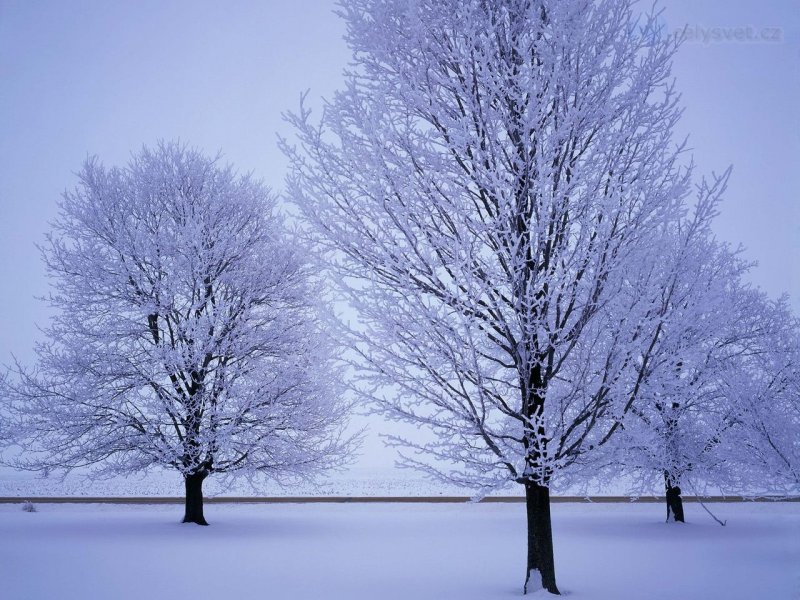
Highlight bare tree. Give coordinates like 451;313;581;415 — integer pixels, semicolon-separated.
284;0;735;593
1;142;353;525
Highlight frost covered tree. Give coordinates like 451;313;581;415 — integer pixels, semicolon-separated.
284;0;734;593
584;216;800;522
1;142;352;525
719;301;800;491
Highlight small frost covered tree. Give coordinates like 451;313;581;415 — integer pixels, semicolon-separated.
1;142;352;525
584;213;800;522
720;301;800;491
285;0;729;593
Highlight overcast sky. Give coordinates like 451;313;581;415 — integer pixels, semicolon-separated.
1;0;798;472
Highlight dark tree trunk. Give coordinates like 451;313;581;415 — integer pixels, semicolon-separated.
182;472;209;526
665;475;684;523
524;482;560;595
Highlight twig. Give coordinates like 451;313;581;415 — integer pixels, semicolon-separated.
688;481;727;526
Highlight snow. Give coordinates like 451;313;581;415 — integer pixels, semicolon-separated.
1;501;797;599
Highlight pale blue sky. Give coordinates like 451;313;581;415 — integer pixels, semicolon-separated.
1;1;798;472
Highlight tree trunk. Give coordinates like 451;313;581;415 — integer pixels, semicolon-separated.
524;482;560;595
665;476;684;523
182;472;209;526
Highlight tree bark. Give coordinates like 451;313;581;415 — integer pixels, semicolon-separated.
665;476;684;523
182;472;209;526
524;482;560;595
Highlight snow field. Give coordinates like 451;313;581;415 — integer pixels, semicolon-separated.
0;501;797;600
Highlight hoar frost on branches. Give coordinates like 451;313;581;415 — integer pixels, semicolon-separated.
577;206;800;522
282;0;770;594
1;142;353;525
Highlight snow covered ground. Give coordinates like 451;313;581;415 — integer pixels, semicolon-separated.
1;501;797;600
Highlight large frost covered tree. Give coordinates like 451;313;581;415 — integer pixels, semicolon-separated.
284;0;743;594
1;142;352;525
